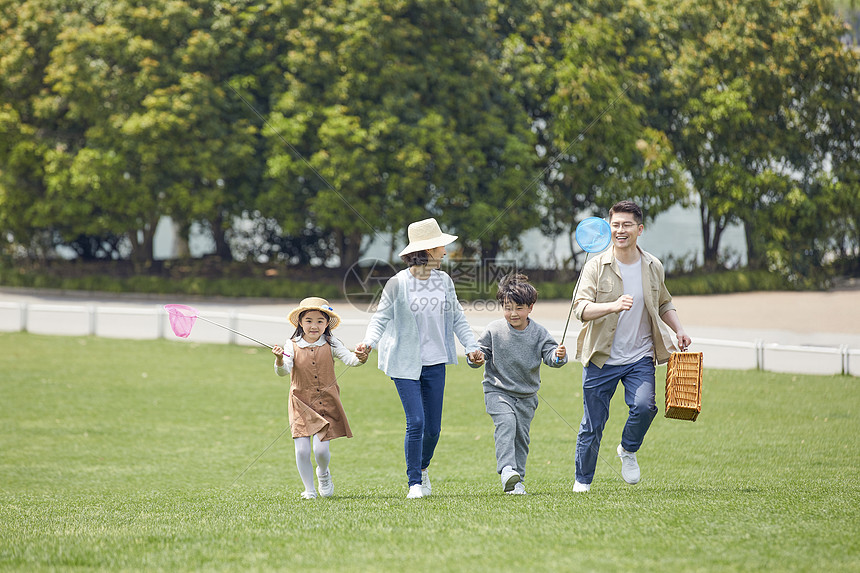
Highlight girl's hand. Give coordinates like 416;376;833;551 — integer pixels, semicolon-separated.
273;345;285;366
556;345;567;359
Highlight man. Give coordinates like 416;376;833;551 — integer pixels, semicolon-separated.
571;200;691;492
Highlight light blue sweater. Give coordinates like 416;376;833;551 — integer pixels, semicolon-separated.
361;268;480;380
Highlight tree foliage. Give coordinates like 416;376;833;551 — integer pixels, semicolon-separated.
657;0;860;272
0;0;857;282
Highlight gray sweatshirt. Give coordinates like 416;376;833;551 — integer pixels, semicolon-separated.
471;318;568;397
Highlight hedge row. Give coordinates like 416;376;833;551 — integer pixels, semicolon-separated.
0;265;795;300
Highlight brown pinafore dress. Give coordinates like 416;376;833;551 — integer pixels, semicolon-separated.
288;340;353;440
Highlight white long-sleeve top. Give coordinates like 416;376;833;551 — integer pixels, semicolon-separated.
275;336;361;376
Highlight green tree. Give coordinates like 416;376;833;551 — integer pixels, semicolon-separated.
490;0;685;268
659;0;860;273
549;1;685;247
0;0;264;264
259;0;540;268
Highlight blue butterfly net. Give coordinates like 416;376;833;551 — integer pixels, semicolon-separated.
574;217;612;253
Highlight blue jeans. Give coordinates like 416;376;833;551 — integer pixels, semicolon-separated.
575;355;657;484
392;364;446;486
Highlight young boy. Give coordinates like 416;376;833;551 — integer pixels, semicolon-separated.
470;273;567;494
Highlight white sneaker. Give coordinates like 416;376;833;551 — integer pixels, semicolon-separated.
406;484;424;499
572;481;591;493
317;468;334;497
507;482;527;495
421;468;432;496
300;491;317;500
617;444;641;485
500;465;521;492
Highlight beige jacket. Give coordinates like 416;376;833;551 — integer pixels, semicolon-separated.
573;247;677;367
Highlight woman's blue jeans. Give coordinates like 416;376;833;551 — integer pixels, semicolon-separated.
392;364;446;486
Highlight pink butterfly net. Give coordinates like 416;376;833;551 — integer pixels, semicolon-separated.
163;303;280;352
164;304;198;338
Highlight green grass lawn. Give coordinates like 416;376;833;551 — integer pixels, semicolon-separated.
2;332;858;572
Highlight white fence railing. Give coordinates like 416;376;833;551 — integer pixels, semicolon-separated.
2;302;857;377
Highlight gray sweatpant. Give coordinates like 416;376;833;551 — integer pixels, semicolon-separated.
484;390;539;478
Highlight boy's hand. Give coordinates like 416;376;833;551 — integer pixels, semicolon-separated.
556;345;566;359
467;350;485;366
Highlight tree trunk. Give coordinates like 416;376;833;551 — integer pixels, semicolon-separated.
129;217;157;265
743;219;767;270
338;229;363;270
700;201;724;270
211;212;233;261
480;240;501;265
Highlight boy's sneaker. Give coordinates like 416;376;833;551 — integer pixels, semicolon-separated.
421;468;432;496
507;482;527;495
406;484;424;499
300;491;317;500
501;465;521;492
572;481;591;493
317;468;334;497
617;444;640;484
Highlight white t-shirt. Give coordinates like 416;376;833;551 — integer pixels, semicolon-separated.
407;271;449;366
606;258;654;366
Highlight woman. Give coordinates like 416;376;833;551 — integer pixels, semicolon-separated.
357;218;484;499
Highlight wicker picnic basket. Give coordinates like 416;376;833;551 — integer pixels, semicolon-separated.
665;352;703;422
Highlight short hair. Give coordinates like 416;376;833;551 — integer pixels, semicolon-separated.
400;249;430;267
496;273;538;306
609;200;643;224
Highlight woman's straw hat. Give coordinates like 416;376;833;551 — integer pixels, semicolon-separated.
398;218;458;257
288;297;341;329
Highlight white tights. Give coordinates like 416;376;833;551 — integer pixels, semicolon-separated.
294;433;330;494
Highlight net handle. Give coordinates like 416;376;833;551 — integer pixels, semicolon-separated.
193;315;276;351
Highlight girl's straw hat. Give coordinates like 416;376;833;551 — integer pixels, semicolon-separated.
398;217;458;257
288;297;341;329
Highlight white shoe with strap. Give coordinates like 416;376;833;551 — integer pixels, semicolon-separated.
617;444;641;485
421;468;432;497
317;469;334;497
573;481;591;493
507;482;527;495
500;465;521;493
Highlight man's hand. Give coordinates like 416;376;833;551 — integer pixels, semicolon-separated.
614;294;634;313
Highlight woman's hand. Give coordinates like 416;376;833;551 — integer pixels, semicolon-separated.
354;345;369;364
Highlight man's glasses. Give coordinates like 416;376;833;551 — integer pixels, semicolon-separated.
610;222;638;230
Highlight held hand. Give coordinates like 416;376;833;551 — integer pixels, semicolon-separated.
615;294;634;313
556;345;567;359
354;347;369;364
468;350;485;366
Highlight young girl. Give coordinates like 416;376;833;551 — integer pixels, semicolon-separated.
273;297;368;500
